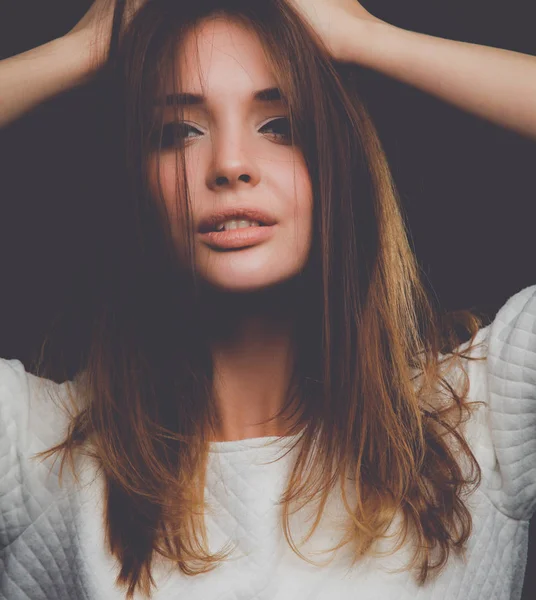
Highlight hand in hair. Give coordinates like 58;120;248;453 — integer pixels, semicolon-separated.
69;0;147;74
299;1;536;139
0;0;147;128
287;0;384;61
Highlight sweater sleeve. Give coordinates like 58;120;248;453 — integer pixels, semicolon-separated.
0;357;77;550
476;285;536;520
0;357;31;550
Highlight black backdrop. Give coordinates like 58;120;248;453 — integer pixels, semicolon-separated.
0;1;535;597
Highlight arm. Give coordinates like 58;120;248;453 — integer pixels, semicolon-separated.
341;19;536;140
288;0;536;140
0;33;93;129
0;0;138;129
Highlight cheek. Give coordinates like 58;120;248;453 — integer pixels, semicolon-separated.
146;152;204;219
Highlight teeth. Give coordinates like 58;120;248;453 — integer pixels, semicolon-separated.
215;219;261;232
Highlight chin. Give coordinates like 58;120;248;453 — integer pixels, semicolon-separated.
194;244;309;294
197;261;307;294
199;270;298;294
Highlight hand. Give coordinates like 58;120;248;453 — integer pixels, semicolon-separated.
68;0;146;74
287;0;384;61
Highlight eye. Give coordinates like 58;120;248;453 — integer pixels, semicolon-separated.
259;117;292;144
157;122;203;149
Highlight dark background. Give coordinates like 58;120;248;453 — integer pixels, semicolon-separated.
0;1;535;597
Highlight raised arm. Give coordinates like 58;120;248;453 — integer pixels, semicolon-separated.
0;33;92;129
290;0;536;140
0;0;145;129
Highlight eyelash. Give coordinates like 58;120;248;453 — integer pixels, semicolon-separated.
157;117;292;148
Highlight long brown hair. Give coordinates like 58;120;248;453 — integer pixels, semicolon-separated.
33;0;485;597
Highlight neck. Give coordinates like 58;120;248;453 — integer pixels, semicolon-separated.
199;280;302;442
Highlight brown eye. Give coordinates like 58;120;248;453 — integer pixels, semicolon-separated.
260;118;292;144
155;122;203;149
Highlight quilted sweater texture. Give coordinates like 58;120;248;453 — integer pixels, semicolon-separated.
1;286;536;600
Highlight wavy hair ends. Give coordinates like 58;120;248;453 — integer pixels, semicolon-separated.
31;0;485;598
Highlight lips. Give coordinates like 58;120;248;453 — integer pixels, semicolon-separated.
198;208;277;234
199;225;276;250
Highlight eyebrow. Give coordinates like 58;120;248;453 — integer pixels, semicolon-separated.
160;86;285;107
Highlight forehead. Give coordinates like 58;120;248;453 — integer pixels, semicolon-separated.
166;17;278;96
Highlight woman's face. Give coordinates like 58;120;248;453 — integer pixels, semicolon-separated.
147;17;313;292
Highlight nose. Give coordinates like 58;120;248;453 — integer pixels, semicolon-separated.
206;131;261;191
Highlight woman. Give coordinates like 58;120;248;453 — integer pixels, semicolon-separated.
1;1;535;599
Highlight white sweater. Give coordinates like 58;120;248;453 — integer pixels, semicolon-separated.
1;286;536;600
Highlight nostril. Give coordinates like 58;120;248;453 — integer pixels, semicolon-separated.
215;174;251;185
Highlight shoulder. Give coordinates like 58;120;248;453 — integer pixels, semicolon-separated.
0;358;81;537
0;357;31;455
489;284;536;336
0;357;77;457
451;284;536;384
456;285;536;520
485;285;536;379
